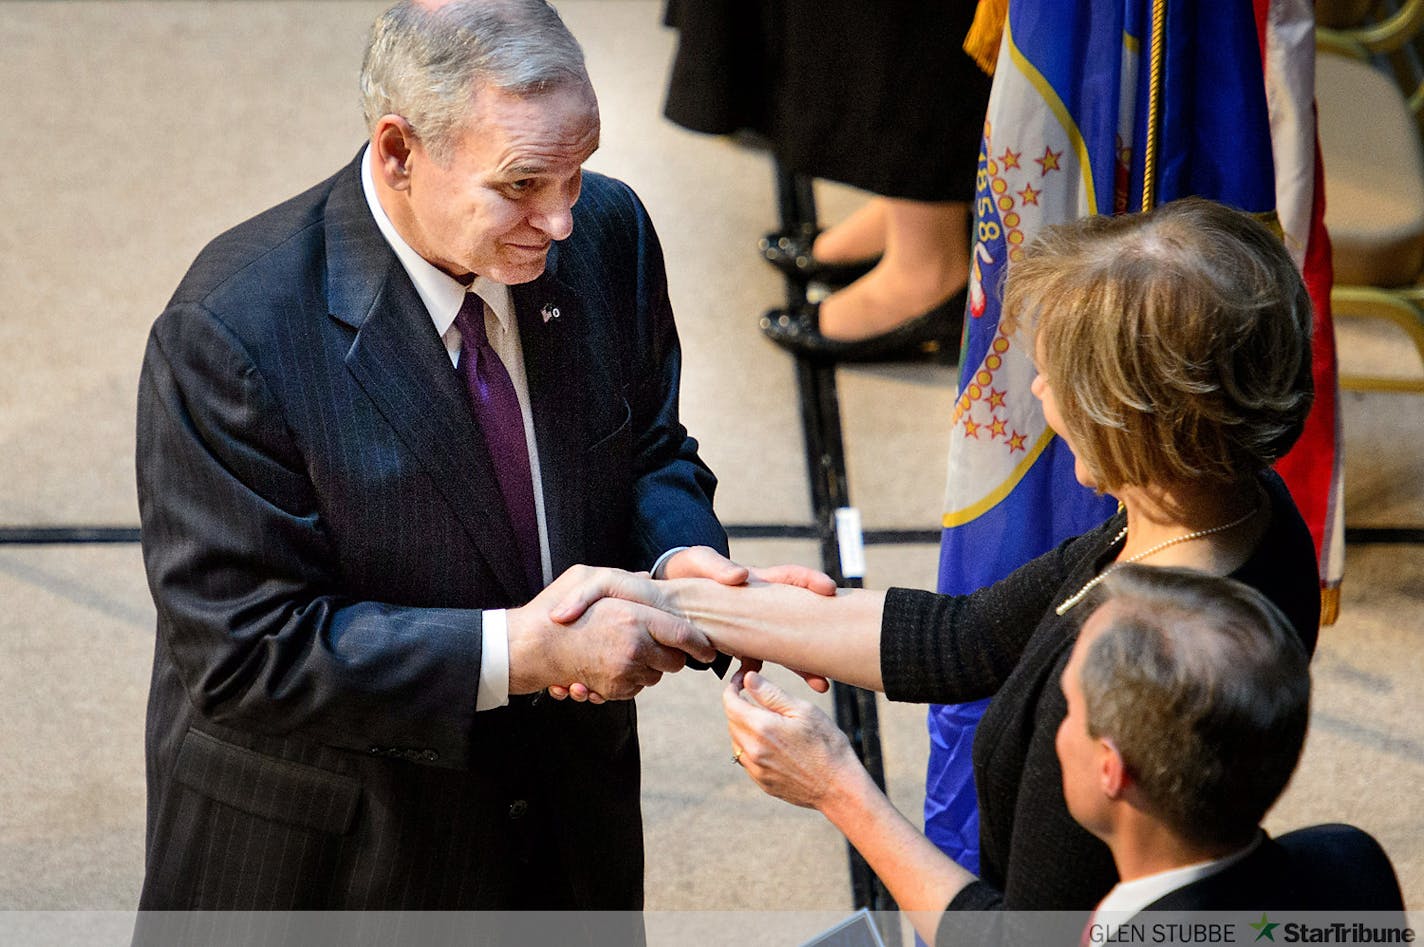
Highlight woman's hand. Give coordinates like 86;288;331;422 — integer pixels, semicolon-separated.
548;547;837;626
724;666;977;940
722;665;861;810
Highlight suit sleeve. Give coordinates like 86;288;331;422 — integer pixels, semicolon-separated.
137;305;482;769
615;182;728;567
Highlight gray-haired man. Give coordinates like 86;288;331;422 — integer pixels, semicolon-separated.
135;0;823;911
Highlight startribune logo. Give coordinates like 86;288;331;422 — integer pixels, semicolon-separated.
1085;914;1414;945
1249;914;1416;944
1253;913;1282;942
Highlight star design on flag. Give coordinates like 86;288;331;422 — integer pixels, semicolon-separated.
987;388;1007;410
1017;183;1041;205
963;418;981;439
1250;913;1280;942
990;417;1008;439
1036;147;1063;175
1008;431;1027;452
999;148;1021;169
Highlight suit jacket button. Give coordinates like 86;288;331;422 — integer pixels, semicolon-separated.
422;750;439;762
508;799;529;819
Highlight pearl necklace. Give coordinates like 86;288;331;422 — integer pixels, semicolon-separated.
1053;503;1262;616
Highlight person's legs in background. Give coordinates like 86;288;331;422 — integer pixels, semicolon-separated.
815;198;969;342
808;195;889;265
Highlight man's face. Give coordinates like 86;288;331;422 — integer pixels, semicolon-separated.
403;81;600;285
1056;607;1112;836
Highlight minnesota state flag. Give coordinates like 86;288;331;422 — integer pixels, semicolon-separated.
926;0;1341;872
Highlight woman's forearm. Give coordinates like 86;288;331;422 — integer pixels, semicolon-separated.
820;761;974;943
666;580;888;691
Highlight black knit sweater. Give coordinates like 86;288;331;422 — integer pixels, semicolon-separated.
880;471;1319;912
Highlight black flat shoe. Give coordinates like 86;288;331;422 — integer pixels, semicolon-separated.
759;226;880;287
761;289;966;364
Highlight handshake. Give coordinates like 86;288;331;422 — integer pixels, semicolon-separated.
504;546;838;703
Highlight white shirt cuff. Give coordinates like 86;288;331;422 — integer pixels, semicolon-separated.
475;609;511;711
651;546;689;579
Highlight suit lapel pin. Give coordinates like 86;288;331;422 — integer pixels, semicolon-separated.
540;303;560;324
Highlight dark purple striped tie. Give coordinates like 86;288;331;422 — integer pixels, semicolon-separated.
454;292;542;591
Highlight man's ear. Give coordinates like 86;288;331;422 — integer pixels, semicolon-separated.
1099;737;1128;800
372;115;417;191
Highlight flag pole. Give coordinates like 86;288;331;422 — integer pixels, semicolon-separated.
1141;0;1169;211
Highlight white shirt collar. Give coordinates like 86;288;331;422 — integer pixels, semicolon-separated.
359;145;514;339
1093;833;1262;935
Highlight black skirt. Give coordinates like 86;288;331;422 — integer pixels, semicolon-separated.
663;0;992;202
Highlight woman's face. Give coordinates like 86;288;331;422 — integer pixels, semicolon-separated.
1031;338;1097;490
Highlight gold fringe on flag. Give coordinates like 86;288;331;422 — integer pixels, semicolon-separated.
1321;585;1341;627
963;0;1009;76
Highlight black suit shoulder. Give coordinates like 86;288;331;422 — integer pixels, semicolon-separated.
149;160;363;417
568;171;641;243
1144;828;1404;912
554;170;673;360
169;170;341;310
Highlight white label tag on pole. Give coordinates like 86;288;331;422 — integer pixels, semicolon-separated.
835;506;866;580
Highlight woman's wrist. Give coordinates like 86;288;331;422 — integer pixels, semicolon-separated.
814;741;881;821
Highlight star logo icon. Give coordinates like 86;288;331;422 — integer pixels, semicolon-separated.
1250;912;1280;942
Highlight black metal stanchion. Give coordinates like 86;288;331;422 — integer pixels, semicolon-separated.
772;162;899;936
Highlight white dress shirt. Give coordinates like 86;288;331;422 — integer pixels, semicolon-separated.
1090;833;1261;938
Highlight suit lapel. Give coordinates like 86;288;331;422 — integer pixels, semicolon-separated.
324;154;530;602
511;250;590;577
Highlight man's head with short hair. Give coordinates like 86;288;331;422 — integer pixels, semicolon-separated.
1056;565;1310;852
361;0;590;165
1004;198;1314;493
361;0;601;285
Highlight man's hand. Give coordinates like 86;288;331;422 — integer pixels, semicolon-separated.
547;547;835;697
507;565;716;702
722;665;860;810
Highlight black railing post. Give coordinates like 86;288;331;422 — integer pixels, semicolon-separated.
772;161;899;935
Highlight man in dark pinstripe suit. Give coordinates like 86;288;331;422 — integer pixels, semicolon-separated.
134;0;813;914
